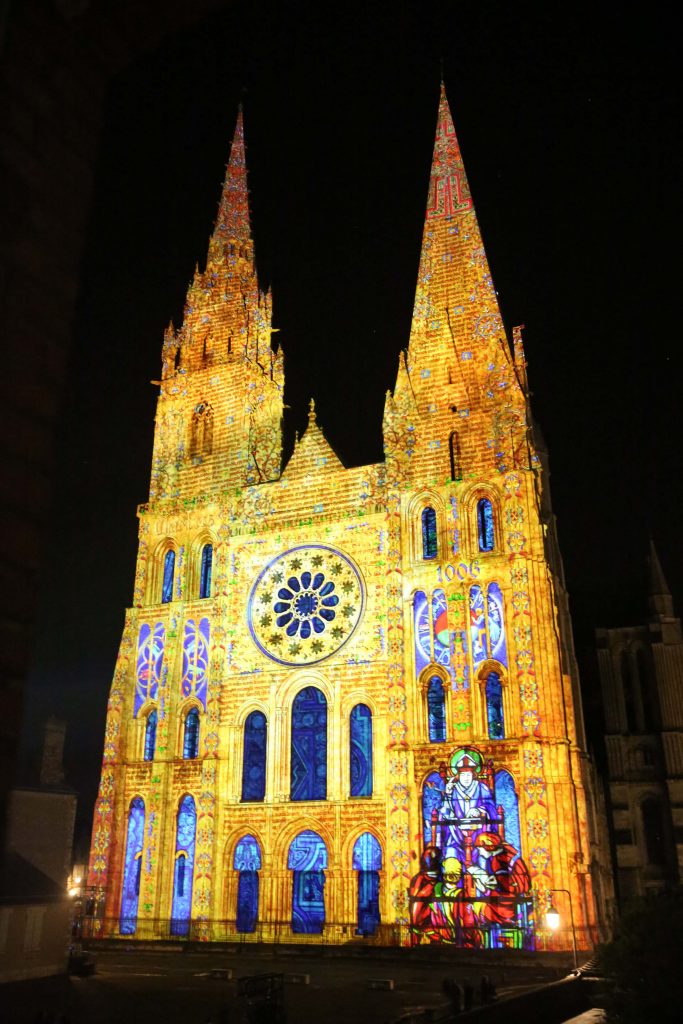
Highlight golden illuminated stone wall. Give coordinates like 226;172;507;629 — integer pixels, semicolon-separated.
88;90;599;948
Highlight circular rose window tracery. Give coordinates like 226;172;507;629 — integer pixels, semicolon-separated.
248;546;364;666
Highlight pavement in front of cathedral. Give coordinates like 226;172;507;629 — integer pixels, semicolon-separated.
2;947;590;1023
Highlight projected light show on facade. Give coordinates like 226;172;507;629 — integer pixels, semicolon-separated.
87;84;598;948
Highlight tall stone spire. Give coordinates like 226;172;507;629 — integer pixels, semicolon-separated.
213;106;252;244
648;539;674;619
386;84;526;482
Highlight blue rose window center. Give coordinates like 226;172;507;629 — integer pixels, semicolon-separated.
272;571;340;639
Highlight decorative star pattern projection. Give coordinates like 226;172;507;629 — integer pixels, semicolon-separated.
248;545;365;666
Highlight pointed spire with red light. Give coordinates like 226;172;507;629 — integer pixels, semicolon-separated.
213;106;252;244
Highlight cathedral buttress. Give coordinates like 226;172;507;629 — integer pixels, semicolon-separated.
152;108;284;500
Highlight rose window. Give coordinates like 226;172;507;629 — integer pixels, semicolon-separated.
274;572;339;638
248;546;364;666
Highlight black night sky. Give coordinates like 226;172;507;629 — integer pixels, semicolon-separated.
21;1;680;848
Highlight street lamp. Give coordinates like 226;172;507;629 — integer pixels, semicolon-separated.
544;888;578;972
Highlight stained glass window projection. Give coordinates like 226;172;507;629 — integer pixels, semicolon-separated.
290;687;327;801
199;544;213;599
119;797;145;935
181;618;210;709
427;677;447;742
288;830;327;934
413;590;431;676
422;770;446;845
234;835;261;933
432;589;451;668
352;833;382;935
183;708;200;760
350;704;372;798
421;507;438;560
241;711;267;802
477;498;495;552
143;710;157;762
170;795;196;937
486;583;508;667
494;770;521;854
486;672;505;739
161;549;175;604
469;584;488;670
134;622;165;717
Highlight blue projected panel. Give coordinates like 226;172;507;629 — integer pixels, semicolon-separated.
170;795;196;937
120;797;145;935
350;704;372;797
181;618;210;709
288;831;327;934
494;770;521;856
352;833;382;871
242;711;267;801
161;550;175;603
134;622;165;716
487;583;508;667
290;687;327;801
353;834;382;935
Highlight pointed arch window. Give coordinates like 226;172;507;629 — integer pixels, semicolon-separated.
350;704;373;798
427;677;446;743
288;830;327;934
494;769;521;854
477;498;495;552
189;402;213;458
353;833;382;936
143;710;157;762
199;544;213;599
183;708;200;760
620;651;637;733
171;795;196;937
421;507;438;560
642;798;667;866
291;687;327;801
161;549;175;604
234;835;261;933
485;672;505;740
120;797;145;935
242;711;267;802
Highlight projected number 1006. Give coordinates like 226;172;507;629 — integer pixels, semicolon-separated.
436;560;480;583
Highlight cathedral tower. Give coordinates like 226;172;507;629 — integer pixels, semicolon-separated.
88;88;599;950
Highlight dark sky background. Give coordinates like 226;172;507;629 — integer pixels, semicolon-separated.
21;1;680;850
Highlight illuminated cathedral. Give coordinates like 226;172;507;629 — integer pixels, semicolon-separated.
88;85;601;948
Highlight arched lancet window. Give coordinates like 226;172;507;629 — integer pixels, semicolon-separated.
353;833;382;936
422;770;445;846
242;711;267;802
120;797;145;935
183;708;200;760
189;402;213;458
170;795;196;937
199;544;213;599
143;710;157;762
288;830;327;934
233;835;261;934
291;687;327;801
494;769;521;855
620;650;637;733
449;431;462;481
642;798;667;866
427;677;446;743
485;672;505;740
477;498;495;552
161;549;175;604
421;507;438;560
350;704;373;798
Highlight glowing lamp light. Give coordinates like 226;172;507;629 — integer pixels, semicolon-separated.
545;905;561;931
68;886;79;897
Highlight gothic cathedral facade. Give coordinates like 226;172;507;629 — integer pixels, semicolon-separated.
88;86;599;949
